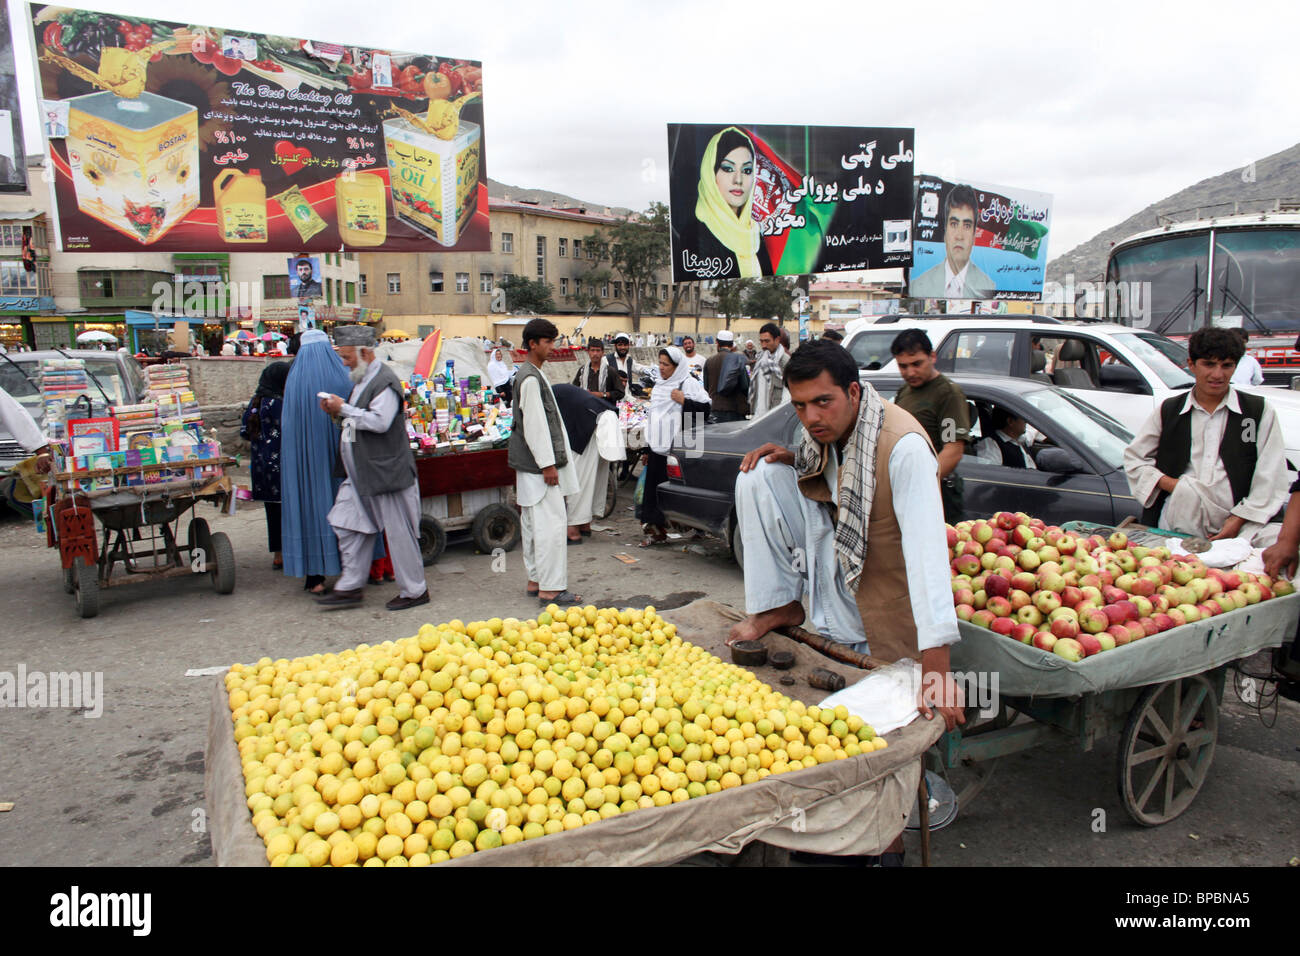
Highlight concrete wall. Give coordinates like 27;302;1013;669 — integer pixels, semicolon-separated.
184;356;279;409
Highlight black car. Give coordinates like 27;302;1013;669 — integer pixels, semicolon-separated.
657;374;1141;564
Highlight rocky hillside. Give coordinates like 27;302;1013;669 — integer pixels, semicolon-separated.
1047;142;1300;283
487;178;633;218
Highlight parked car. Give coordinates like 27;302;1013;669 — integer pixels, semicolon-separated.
0;349;148;509
657;373;1142;565
844;316;1300;471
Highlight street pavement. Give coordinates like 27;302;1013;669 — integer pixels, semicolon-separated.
0;480;1296;866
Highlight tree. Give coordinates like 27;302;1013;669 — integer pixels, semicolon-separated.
745;276;797;325
713;278;751;328
499;275;555;315
581;201;671;333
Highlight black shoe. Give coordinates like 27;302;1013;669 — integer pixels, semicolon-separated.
315;588;364;610
386;590;430;611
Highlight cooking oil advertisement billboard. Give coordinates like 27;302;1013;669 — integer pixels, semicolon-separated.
28;5;487;252
667;123;915;282
908;175;1052;301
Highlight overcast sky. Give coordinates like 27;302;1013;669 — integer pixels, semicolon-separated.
7;0;1300;262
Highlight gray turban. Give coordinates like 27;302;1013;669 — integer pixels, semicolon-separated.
334;325;376;347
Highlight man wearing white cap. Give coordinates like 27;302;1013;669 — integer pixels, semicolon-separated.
317;324;428;611
703;330;749;423
610;332;640;388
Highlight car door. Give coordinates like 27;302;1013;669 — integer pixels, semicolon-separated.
1041;333;1152;427
957;389;1125;525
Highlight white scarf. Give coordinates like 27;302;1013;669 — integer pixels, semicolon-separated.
750;343;787;416
487;349;513;387
648;346;710;455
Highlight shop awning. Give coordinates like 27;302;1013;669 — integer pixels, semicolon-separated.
124;309;208;327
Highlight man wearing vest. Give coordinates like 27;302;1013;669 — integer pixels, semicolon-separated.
1124;326;1290;545
571;337;625;404
974;407;1037;469
727;340;964;865
317;325;428;611
510;318;583;605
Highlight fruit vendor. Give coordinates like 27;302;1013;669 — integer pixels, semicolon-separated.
510;318;582;606
317;325;429;612
728;339;965;729
1123;326;1289;546
1261;472;1300;581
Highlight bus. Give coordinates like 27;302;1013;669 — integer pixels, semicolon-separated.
1104;199;1300;384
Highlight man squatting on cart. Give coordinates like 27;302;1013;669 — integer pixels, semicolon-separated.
317;325;429;612
726;340;966;859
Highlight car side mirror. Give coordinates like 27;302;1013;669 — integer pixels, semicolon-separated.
1036;447;1087;474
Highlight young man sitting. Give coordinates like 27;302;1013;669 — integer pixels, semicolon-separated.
1124;326;1289;545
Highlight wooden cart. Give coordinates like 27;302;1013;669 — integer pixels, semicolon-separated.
414;445;521;565
45;457;238;618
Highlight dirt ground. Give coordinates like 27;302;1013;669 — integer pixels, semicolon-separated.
1;476;1296;867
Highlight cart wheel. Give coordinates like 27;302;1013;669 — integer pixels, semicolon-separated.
472;503;521;553
419;517;446;566
1117;673;1218;826
187;517;211;556
595;466;618;520
63;565;75;594
73;557;99;619
208;531;236;594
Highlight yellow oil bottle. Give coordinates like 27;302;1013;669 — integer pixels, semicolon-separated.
214;168;268;243
335;172;388;247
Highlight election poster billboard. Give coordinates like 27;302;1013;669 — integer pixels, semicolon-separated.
0;4;29;192
28;5;486;252
667;123;915;282
908;175;1053;301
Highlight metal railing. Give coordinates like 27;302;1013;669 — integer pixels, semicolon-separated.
1155;197;1300;226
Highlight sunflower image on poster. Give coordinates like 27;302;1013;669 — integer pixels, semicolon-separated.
666;123;915;282
29;5;487;253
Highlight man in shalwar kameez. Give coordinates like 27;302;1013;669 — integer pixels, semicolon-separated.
316;325;429;611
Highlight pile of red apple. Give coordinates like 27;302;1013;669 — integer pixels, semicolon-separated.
949;512;1295;662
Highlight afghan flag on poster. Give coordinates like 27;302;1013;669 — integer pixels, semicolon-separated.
747;130;838;275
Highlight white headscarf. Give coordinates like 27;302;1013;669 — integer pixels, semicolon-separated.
648;346;710;455
487;348;513;387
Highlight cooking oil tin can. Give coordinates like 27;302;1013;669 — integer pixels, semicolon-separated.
384;117;480;246
66;90;199;245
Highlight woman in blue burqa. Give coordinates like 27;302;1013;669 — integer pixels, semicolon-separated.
280;329;352;592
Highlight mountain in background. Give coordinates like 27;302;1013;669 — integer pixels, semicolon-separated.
487;178;633;218
1047;142;1300;283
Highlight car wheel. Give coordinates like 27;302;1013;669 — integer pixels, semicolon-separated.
727;510;744;569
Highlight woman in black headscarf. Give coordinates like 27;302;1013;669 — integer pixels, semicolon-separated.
241;359;291;566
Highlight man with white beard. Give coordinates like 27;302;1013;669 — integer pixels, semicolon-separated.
316;325;428;611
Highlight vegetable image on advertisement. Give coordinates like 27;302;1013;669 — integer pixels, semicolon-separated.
28;5;487;252
667;123;915;282
908;175;1053;301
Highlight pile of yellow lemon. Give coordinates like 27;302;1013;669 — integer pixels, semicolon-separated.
228;605;885;866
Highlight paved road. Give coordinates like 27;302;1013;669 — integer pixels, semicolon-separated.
1;484;1295;866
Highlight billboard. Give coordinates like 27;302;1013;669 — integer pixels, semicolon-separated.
0;4;29;192
28;6;486;251
667;124;914;282
909;175;1052;301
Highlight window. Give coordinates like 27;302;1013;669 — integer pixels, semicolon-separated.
0;224;24;246
560;277;569;296
573;239;582;260
456;272;470;293
574;278;583;295
559;238;567;258
480;272;493;293
430;271;444;293
359;274;367;295
263;274;291;299
600;281;609;298
345;282;356;304
613;280;622;299
1;261;37;294
501;232;513;253
661;284;669;300
387;273;401;294
536;236;546;278
936;330;1017;377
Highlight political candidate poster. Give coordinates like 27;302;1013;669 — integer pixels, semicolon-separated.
667;123;915;282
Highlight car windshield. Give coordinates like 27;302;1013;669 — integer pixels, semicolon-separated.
848;330;907;370
2;355;143;426
1021;387;1133;471
1113;332;1194;389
